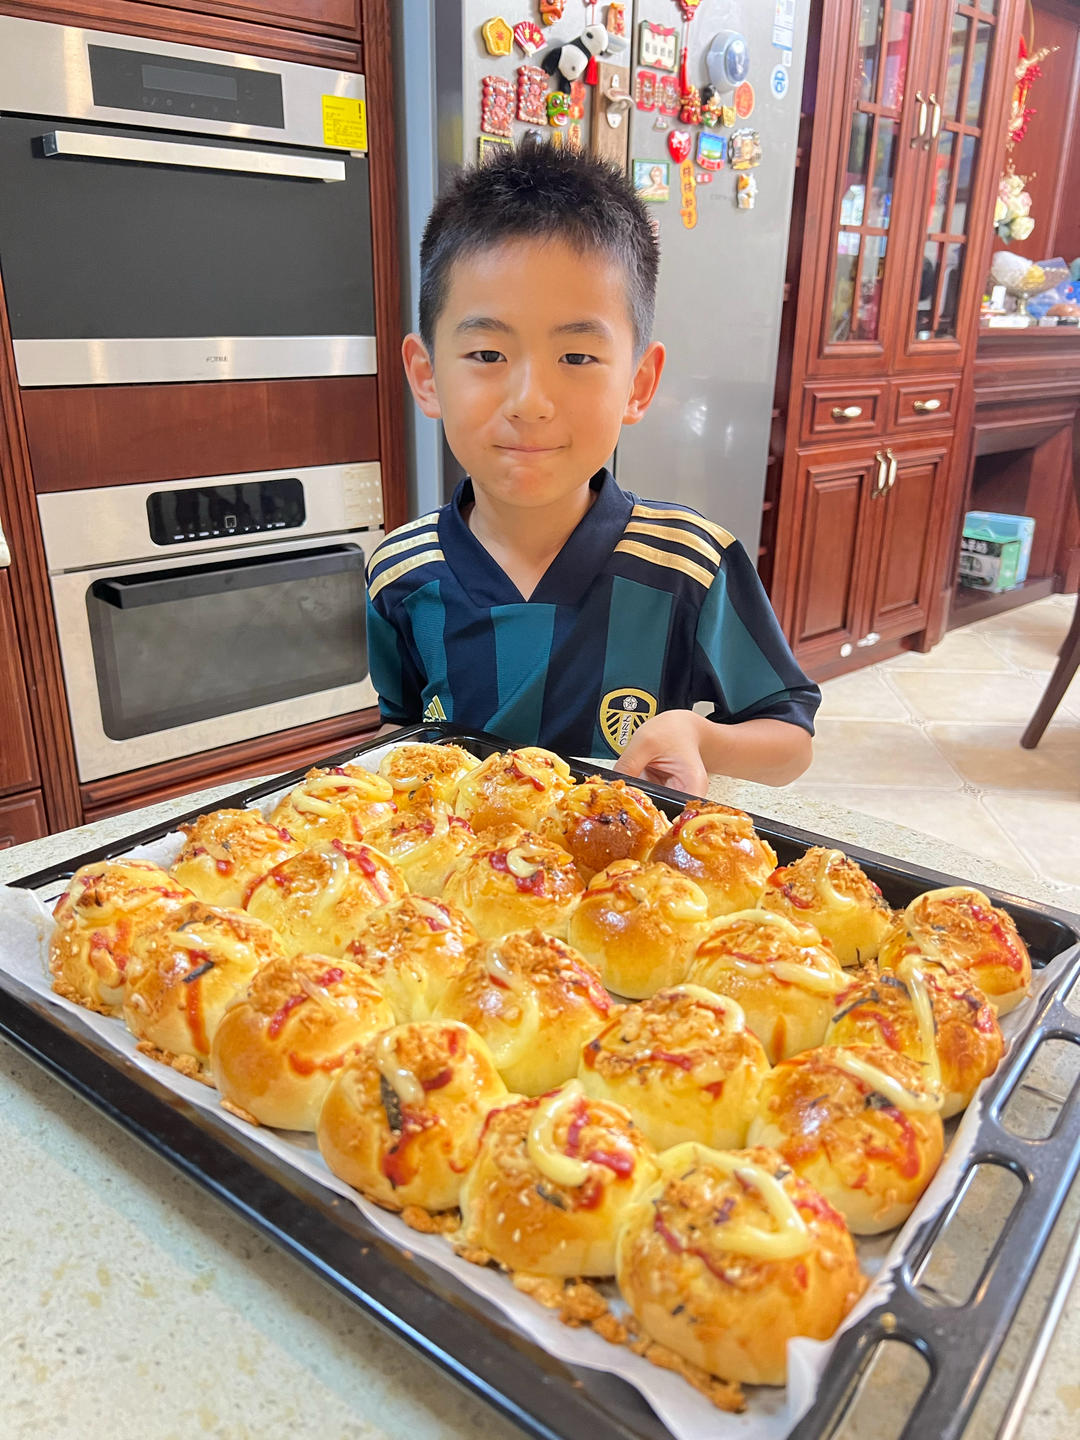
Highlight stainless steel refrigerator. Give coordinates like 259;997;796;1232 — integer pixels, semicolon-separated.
392;0;808;556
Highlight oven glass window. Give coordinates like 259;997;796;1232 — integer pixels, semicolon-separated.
87;545;367;740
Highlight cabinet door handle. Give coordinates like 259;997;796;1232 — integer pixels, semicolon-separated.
929;93;942;139
831;404;864;420
872;451;888;496
885;448;898;490
912;91;928;142
856;631;881;648
912;397;941;412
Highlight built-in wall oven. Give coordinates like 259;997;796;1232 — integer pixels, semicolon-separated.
0;16;375;386
39;466;384;782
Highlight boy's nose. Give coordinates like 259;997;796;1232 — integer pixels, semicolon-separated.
506;363;555;423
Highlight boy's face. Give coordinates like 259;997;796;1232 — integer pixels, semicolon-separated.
403;238;664;512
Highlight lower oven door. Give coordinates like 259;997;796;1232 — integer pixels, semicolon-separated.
50;531;383;782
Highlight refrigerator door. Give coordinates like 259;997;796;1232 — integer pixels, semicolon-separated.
616;0;808;556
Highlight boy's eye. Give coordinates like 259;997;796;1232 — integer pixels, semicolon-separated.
562;352;596;366
468;349;505;364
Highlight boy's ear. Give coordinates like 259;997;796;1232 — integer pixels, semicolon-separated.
622;341;665;425
402;333;442;419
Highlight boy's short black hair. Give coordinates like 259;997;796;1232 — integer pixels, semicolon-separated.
418;140;660;358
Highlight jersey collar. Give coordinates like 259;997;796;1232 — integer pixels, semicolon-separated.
440;469;633;607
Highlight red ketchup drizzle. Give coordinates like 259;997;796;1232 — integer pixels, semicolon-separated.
876;1106;921;1180
652;1210;736;1284
566;961;611;1014
967;903;1025;972
509;760;546;791
861;1008;901;1050
779;882;813;910
647;1049;696;1071
973;1000;998;1035
267;991;309;1039
184;955;211;1056
488;850;546;895
215;858;233;876
287;1050;347;1077
793;1262;809;1290
421;1067;454;1091
703;1079;726;1099
381;1111;439;1188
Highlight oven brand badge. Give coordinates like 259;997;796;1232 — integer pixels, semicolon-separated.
600;688;657;752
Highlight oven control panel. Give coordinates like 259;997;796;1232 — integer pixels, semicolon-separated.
147;477;305;545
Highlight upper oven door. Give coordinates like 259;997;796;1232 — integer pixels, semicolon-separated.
0;114;375;386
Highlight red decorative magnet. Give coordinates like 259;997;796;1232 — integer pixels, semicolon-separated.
679;83;702;125
635;69;657;111
606;3;627;38
481;74;514;138
734;81;755;119
657;74;681;117
539;0;564;23
513;19;545;55
517;64;549;125
667;128;692;164
569;78;586;120
675;0;702;18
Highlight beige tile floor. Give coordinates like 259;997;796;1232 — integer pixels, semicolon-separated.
788;592;1080;889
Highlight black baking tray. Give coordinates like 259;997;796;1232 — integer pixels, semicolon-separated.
3;721;1080;1440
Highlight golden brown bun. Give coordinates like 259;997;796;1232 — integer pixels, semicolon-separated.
49;859;194;1015
458;1082;657;1276
687;910;848;1064
826;960;1004;1118
361;799;479;897
317;1020;507;1211
344;895;478;1021
441;829;584;941
761;847;894;966
269;765;397;846
170;809;300;908
878;886;1031;1015
433;930;613;1094
746;1045;944;1234
376;743;482;809
209;953;395;1130
579;986;771;1151
244;841;408;957
615;1144;864;1386
453;747;573;833
648;803;777;917
123;902;284;1069
567;860;710;999
541;776;670;881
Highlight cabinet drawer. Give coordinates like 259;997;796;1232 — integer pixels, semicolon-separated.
890;378;959;431
801;384;887;443
0;790;47;850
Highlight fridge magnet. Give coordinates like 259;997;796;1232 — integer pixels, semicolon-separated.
721;103;736;127
657;74;681;117
565;120;584;151
632;160;670;202
517;65;549;125
736;171;758;209
477;134;513;163
729;127;762;169
694;170;713;184
696;131;726;171
678;157;697;229
606;3;627;38
675;0;702;17
481;74;515;137
667;128;692;164
481;17;513;56
701;85;725;127
634;69;657;111
770;64;790;100
546;90;571;127
652;112;670;131
513;20;546;56
678;83;702;125
539;0;564;24
638;21;678;72
734;80;755;119
569;78;586;120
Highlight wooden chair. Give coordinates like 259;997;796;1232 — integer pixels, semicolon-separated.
1020;592;1080;747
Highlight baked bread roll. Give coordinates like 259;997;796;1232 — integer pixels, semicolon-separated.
361;798;479;897
567;860;710;999
49;859;193;1015
245;841;408;956
171;809;300;908
433;930;612;1094
746;1045;944;1234
878;886;1031;1015
541;776;669;881
615;1143;864;1386
209;953;395;1130
453;747;573;833
123;902;284;1074
269;765;396;846
317;1020;507;1211
687;910;847;1063
376;742;481;809
344;895;477;1021
761;847;894;966
458;1081;657;1276
648;802;777;917
826;957;1004;1117
441;829;584;941
579;985;771;1151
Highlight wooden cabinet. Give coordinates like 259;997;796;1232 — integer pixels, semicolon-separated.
0;568;39;797
0;791;47;849
145;0;362;42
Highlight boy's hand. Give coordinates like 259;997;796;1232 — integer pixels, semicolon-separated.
612;710;709;797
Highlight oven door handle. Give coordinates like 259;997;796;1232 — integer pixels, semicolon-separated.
91;543;366;609
40;129;347;183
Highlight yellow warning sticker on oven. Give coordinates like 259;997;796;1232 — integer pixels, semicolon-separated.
322;95;367;151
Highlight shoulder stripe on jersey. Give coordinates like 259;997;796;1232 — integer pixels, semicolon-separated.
369;528;440;569
385;511;441;540
630;501;736;549
368;548;445;601
624;518;722;565
613;538;715;589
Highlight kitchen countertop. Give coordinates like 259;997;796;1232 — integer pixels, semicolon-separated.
2;771;1079;1440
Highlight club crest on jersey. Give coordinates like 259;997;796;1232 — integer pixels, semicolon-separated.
600;688;658;752
423;694;447;722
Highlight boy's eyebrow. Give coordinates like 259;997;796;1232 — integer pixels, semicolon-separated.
455;315;514;335
551;319;613;341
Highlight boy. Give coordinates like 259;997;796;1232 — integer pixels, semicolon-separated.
366;142;819;796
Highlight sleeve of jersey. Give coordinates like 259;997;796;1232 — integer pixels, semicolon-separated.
366;592;424;726
692;539;821;734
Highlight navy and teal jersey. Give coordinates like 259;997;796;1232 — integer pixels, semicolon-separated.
365;470;820;759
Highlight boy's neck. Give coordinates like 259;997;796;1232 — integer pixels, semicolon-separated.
465;476;597;601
